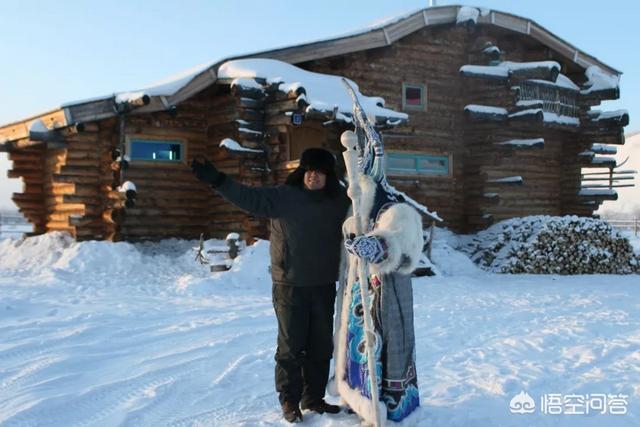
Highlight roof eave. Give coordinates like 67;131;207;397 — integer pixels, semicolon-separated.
228;5;621;76
0;5;622;138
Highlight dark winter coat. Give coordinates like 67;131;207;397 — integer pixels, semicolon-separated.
215;177;351;287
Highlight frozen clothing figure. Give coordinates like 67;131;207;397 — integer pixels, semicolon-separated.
335;80;427;426
192;148;350;423
336;173;423;425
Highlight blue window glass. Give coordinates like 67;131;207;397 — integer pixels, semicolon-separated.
130;139;183;162
386;153;449;176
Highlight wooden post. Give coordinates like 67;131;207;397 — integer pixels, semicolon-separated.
609;167;613;189
226;232;240;259
118;115;126;185
427;220;435;261
195;233;207;265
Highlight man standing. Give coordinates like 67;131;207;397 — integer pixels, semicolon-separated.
192;148;350;423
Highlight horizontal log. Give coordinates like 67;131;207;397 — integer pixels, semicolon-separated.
122;216;210;226
12;198;43;210
125;207;213;217
8;170;44;183
238;109;264;122
119;225;206;239
11;193;42;202
238;97;265;110
230;83;266;99
52;174;100;185
580;88;620;103
6;151;44;162
58;166;101;177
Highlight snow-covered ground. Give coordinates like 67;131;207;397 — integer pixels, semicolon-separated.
0;224;31;241
0;231;638;426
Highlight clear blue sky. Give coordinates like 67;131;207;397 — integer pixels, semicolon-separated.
1;0;639;208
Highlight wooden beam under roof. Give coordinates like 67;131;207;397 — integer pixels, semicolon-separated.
0;109;69;144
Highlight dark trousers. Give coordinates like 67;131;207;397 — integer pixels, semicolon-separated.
272;283;336;406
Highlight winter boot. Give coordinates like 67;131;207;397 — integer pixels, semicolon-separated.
301;399;341;414
282;401;303;423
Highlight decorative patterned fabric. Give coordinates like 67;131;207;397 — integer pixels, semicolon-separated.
345;280;383;399
342;271;420;423
344;235;389;264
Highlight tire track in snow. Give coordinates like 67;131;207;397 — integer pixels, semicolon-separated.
150;336;275;426
2;323;276;426
2;354;215;427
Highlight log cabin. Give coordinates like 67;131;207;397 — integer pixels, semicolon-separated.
0;5;631;241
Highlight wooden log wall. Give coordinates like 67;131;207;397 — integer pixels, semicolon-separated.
7;124;108;240
53;124;106;239
459;26;599;231
115;89;212;241
299;25;470;231
207;85;270;241
7;146;46;234
7;23;621;240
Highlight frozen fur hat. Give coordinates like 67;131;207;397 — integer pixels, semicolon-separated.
299;148;336;176
285;148;343;197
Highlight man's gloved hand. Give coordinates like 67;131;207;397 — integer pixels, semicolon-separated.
191;158;224;187
344;233;388;264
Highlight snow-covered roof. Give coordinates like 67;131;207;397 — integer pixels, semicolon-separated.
528;74;580;91
587;109;629;124
542;112;580;127
464;105;508;116
591;144;617;155
0;5;623;140
247;6;620;75
28;119;48;134
219;138;263;154
217;59;407;122
59;61;219;109
581;65;620;95
460;61;587;90
579;188;617;197
456;6;488;25
488;176;524;184
496;138;544;147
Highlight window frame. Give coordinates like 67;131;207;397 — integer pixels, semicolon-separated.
402;82;427;111
385;151;451;178
126;135;187;165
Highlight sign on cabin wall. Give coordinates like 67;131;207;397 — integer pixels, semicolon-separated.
291;113;304;126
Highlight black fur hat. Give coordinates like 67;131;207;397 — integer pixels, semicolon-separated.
299;148;336;176
285;148;343;198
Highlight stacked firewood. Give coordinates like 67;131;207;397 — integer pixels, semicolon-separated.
461;215;640;274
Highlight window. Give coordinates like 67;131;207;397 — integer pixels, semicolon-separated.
386;152;449;176
402;83;426;111
129;139;183;162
